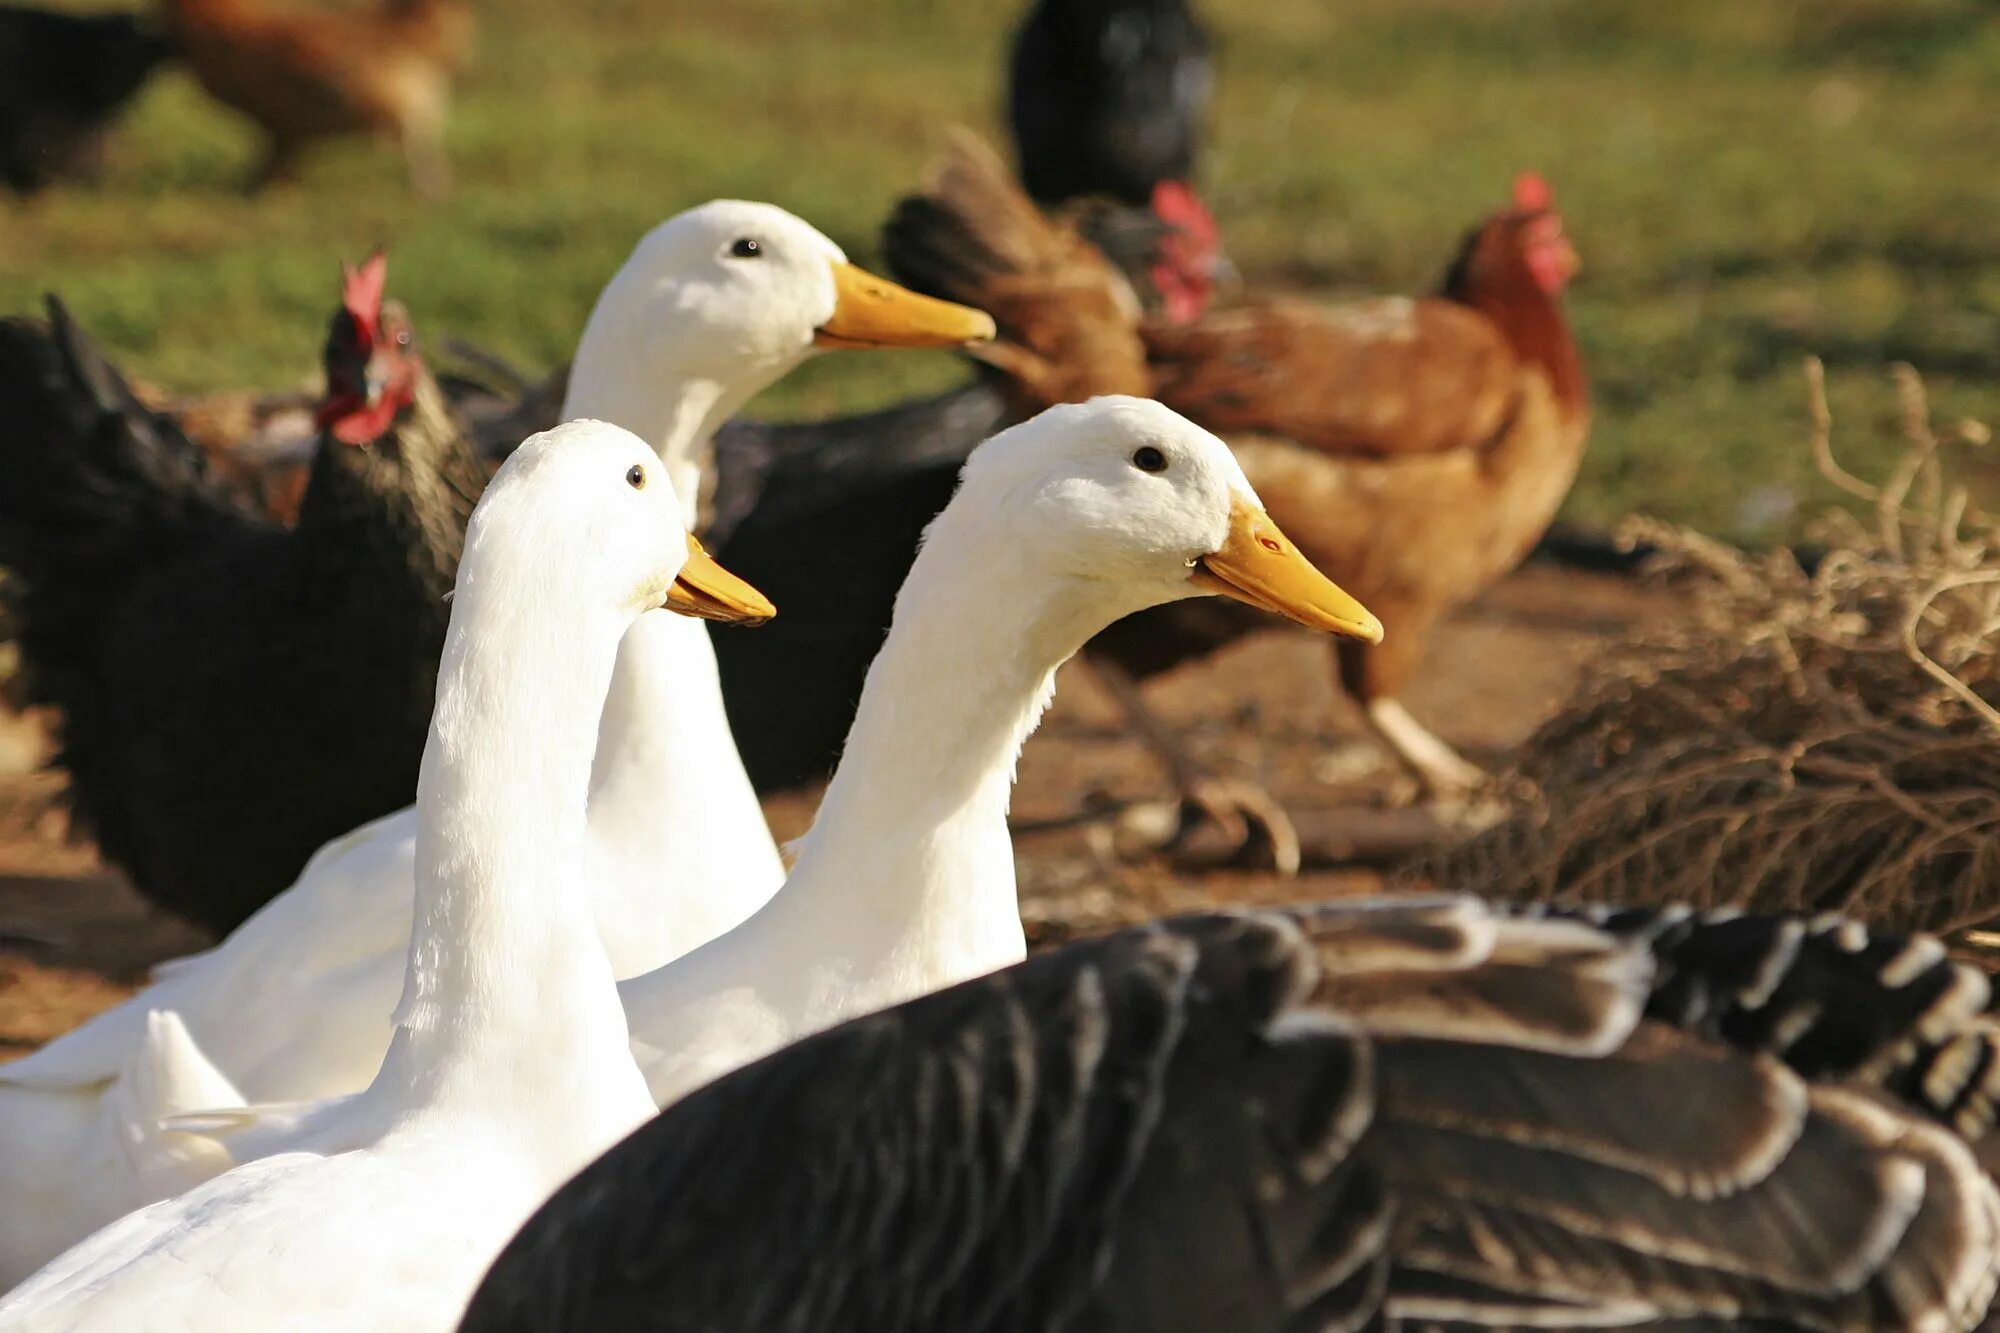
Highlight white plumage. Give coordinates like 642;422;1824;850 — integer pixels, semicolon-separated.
0;422;718;1331
621;396;1380;1104
0;202;992;1282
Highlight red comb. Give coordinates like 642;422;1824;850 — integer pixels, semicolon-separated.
1512;172;1552;212
340;250;389;340
1150;180;1218;244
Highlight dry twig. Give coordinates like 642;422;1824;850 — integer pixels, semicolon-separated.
1416;362;2000;940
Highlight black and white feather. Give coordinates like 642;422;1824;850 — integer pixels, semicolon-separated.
1516;902;2000;1145
458;898;2000;1333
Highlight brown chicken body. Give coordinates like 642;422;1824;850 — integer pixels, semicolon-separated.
886;137;1589;858
162;0;470;194
1138;182;1588;791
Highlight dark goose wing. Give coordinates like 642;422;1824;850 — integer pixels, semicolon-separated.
460;899;2000;1333
1510;902;2000;1143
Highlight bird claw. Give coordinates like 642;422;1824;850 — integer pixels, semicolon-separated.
1171;778;1302;877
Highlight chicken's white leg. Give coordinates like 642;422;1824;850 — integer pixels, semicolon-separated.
1364;697;1485;796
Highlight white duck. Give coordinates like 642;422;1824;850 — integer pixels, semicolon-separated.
0;421;766;1332
0;202;992;1285
620;395;1383;1106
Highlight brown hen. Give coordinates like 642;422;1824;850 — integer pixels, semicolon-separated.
162;0;471;194
1135;172;1588;794
885;135;1589;860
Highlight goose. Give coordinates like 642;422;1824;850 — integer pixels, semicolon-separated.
0;420;771;1332
0;201;994;1285
465;898;2000;1333
618;395;1382;1107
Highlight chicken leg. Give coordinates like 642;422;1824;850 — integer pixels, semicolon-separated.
1362;696;1485;795
1336;629;1486;798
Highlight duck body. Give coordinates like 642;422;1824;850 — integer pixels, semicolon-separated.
5;1145;533;1333
0;205;995;1282
0;422;698;1332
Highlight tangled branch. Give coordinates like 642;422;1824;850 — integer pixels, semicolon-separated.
1418;361;2000;939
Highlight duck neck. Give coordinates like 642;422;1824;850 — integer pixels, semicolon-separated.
774;519;1099;986
560;341;791;939
563;329;782;527
375;580;640;1115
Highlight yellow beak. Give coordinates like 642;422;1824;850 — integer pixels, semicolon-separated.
814;261;997;350
1190;497;1383;642
663;532;775;626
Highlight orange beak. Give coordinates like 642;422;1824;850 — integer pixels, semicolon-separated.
1190;496;1383;642
662;532;774;626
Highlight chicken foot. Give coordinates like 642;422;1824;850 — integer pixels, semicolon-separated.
1085;654;1302;876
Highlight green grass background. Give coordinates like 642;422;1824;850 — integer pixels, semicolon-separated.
2;0;1995;539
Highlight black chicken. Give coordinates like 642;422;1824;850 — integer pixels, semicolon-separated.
1008;0;1223;322
1008;0;1209;208
0;255;485;934
0;5;166;193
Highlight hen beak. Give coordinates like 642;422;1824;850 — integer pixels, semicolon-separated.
1190;497;1383;643
814;262;997;349
662;532;775;626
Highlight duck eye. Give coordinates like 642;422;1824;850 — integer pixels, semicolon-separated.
1132;445;1168;473
626;464;646;490
394;329;412;348
729;237;762;259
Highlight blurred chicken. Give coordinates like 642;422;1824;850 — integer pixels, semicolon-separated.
0;4;167;193
1008;0;1225;322
1010;0;1208;208
0;255;485;933
161;0;471;195
131;335;549;527
124;378;320;522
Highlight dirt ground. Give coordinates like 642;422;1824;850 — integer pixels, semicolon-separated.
0;563;1677;1059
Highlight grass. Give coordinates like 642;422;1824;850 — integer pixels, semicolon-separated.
3;0;1996;540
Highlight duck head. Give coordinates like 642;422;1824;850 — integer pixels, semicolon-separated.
950;395;1383;642
474;419;776;631
566;201;994;456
